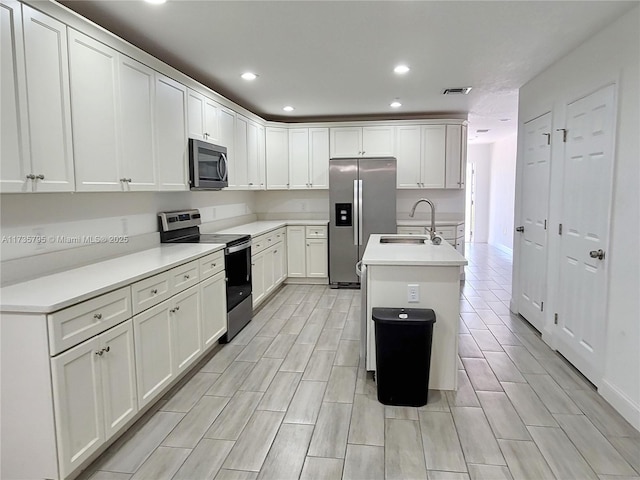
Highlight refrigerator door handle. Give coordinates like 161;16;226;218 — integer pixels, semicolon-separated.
358;179;363;245
353;179;359;246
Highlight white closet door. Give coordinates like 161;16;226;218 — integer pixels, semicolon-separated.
517;112;552;331
556;84;617;385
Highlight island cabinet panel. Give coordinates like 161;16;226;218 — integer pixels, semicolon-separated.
365;264;462;390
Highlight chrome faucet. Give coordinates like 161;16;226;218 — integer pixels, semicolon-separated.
409;198;441;244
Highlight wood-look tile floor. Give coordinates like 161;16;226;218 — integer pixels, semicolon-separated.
82;244;640;480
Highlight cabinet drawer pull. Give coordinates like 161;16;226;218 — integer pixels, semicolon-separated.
151;288;158;295
93;313;103;320
184;274;190;280
211;263;217;268
274;250;278;253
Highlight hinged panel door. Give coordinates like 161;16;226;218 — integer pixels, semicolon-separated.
24;5;75;192
289;128;310;188
421;125;446;188
309;127;329;189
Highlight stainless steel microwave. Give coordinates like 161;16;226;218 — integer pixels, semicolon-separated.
188;138;228;190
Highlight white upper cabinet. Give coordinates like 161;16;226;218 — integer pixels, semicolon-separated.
1;1;30;193
247;120;265;189
287;127;330;189
330;126;395;158
265;127;289;189
1;2;74;193
119;55;157;191
155;74;189;191
362;126;395;156
232;115;248;188
396;123;467;190
289;128;310;189
69;29;121;192
422;125;446;188
445;124;467;189
187;89;220;143
396;125;422;188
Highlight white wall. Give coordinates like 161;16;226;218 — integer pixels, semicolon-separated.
466;144;491;242
487;134;517;253
514;6;639;428
256;189;466;223
0;190;257;283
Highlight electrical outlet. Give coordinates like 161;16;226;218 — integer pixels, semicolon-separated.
408;284;419;303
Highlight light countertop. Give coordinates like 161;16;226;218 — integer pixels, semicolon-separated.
0;243;224;314
215;219;328;237
362;234;468;267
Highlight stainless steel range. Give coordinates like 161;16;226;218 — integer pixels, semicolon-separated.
158;209;252;343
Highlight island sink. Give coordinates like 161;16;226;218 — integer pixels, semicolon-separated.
379;236;429;244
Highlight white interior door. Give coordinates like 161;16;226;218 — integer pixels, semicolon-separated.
556;84;616;385
517;112;552;331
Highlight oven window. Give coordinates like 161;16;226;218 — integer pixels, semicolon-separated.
226;246;252;310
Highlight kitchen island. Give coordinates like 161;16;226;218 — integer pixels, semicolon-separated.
362;234;467;390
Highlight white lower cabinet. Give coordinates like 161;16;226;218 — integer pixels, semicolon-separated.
200;270;227;348
251;228;287;308
171;286;202;373
133;301;173;409
286;225;328;280
305;239;328;277
51;320;137;479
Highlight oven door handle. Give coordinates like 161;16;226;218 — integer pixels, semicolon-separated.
226;240;252;254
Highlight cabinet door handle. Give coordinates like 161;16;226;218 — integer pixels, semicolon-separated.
170;305;180;313
36;174;45;180
26;174;36;180
93;313;103;320
95;350;104;356
104;346;110;353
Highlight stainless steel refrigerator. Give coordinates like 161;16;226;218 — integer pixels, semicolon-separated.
329;157;397;287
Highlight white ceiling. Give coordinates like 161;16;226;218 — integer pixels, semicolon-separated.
59;0;636;145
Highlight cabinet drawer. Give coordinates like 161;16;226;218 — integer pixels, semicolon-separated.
48;287;131;355
273;228;286;244
252;233;268;255
132;271;172;315
200;250;225;280
171;260;200;294
305;225;327;238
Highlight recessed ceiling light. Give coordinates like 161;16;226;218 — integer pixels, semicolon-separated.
283;106;294;112
394;65;410;74
144;0;166;4
241;72;258;81
390;101;402;108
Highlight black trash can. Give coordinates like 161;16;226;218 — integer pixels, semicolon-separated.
372;307;436;407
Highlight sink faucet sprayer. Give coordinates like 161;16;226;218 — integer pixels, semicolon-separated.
409;198;441;245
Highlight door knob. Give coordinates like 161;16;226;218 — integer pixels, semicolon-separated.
589;249;605;260
515;226;524;232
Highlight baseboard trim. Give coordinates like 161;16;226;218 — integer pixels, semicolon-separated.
599;379;640;432
285;278;328;285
